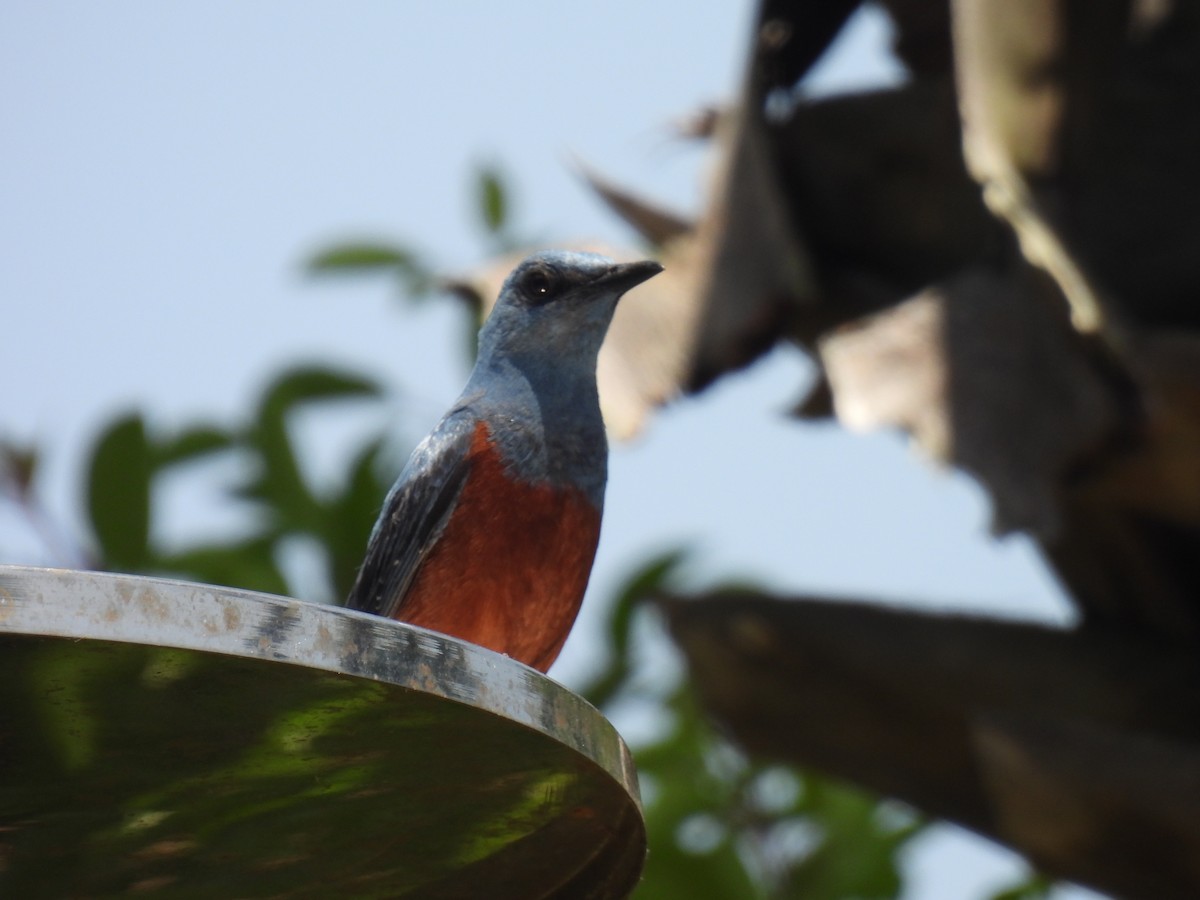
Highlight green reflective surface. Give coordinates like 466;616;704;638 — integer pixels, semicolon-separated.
0;567;644;898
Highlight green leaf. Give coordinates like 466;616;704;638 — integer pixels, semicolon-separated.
306;242;434;296
633;690;764;899
307;243;416;272
153;425;233;469
86;413;152;570
156;538;288;596
782;777;920;899
258;366;380;412
989;874;1055;900
579;548;688;709
319;435;391;600
242;366;381;535
609;550;688;662
478;165;507;235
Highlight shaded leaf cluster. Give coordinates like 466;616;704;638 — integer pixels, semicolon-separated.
83;366;392;601
579;555;926;899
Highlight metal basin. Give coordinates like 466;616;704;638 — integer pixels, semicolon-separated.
0;566;644;898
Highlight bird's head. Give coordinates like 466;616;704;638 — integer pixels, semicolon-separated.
477;250;662;373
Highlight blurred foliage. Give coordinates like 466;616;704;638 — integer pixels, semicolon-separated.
308;241;435;298
479;165;508;238
0;159;1059;899
475;162;523;254
991;875;1056;900
304;162;522;304
78;365;389;601
577;554;925;899
303;161;526;364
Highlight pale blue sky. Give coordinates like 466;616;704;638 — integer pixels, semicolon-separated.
2;4;1092;897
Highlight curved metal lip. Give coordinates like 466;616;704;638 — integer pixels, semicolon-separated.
0;564;639;806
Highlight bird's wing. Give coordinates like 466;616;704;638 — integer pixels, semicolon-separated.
346;411;478;618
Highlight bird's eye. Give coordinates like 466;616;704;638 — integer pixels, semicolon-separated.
522;267;557;302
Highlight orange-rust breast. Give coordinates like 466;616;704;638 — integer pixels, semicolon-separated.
392;421;602;672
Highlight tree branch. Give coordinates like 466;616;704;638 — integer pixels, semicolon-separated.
663;591;1200;898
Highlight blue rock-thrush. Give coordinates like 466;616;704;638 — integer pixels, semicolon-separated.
347;250;662;672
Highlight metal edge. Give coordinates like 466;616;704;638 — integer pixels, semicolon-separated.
0;565;641;809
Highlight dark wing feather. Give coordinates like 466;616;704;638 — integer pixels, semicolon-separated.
346;411;477;618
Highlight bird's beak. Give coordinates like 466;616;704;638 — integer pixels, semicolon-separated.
595;259;664;295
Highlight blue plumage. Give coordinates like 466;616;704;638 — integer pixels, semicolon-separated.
347;251;662;668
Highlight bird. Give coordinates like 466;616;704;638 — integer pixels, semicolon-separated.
346;250;663;672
